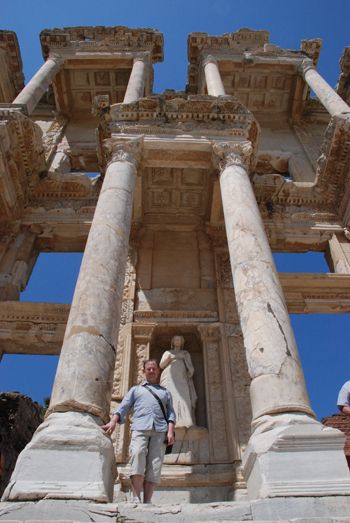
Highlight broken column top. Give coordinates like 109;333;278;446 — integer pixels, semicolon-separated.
40;25;164;63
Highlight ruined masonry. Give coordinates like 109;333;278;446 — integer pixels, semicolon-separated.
0;25;350;522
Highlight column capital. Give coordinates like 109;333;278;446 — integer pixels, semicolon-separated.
203;54;218;68
48;53;66;67
299;58;316;79
212;140;253;172
133;52;151;65
103;136;144;169
197;323;223;341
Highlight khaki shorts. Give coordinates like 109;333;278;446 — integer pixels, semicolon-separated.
129;429;167;483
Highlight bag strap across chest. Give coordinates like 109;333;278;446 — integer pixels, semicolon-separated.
142;384;168;422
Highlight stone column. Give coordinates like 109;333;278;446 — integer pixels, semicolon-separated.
13;54;64;116
123;53;149;104
3;137;143;503
48;136;143;423
203;55;226;97
300;59;350;117
213;141;350;500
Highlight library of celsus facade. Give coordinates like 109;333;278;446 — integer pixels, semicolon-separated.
1;25;350;521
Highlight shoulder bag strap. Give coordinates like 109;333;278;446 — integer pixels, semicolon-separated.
142;384;168;422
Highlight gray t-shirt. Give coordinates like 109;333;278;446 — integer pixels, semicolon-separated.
337;381;350;411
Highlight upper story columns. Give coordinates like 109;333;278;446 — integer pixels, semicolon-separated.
300;58;350;117
203;55;226;96
123;52;150;103
13;54;65;115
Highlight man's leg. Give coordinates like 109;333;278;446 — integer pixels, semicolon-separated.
129;430;150;501
131;474;144;501
144;430;167;503
143;480;156;503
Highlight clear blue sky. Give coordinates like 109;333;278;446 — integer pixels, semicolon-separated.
1;0;350;421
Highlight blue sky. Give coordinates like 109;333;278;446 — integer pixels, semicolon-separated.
1;0;350;421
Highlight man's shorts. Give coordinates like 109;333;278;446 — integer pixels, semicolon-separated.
129;429;167;484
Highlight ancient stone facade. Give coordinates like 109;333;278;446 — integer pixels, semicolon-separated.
1;25;350;520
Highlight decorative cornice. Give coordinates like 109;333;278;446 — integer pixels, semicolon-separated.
212;140;253;172
103;135;144;168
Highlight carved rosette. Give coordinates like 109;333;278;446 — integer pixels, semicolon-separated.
212;140;253;173
103;136;144;169
92;95;110;117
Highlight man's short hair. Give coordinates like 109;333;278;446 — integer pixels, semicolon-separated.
143;359;160;369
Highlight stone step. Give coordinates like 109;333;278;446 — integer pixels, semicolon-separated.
2;498;350;523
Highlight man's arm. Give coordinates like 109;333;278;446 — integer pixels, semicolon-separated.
101;387;135;434
165;390;176;445
340;406;350;417
337;382;350;415
166;420;175;446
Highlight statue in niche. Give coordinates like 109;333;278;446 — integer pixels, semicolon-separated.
160;335;197;427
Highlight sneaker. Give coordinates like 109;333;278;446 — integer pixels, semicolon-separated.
144;501;153;504
132;497;141;504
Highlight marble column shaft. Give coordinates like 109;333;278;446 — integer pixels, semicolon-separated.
47;137;143;423
300;60;350;117
13;55;64;116
213;141;314;422
123;54;149;104
203;55;226;97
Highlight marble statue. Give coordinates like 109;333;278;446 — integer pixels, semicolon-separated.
159;335;197;427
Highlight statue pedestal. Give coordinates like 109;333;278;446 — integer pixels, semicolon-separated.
164;426;209;465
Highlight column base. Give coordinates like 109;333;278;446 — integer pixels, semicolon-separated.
242;413;350;500
2;412;117;503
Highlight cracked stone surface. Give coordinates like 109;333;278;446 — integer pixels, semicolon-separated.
219;159;314;421
48;158;137;423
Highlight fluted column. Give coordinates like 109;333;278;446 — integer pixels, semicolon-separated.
203;55;226;97
47;136;143;423
13;54;64;115
213;141;314;422
300;59;350;117
123;53;149;103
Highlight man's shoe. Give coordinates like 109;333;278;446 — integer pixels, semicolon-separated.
132;497;141;503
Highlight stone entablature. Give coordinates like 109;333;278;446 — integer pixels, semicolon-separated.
40;26;164;63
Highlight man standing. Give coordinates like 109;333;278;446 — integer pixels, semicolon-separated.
102;359;175;504
338;380;350;416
